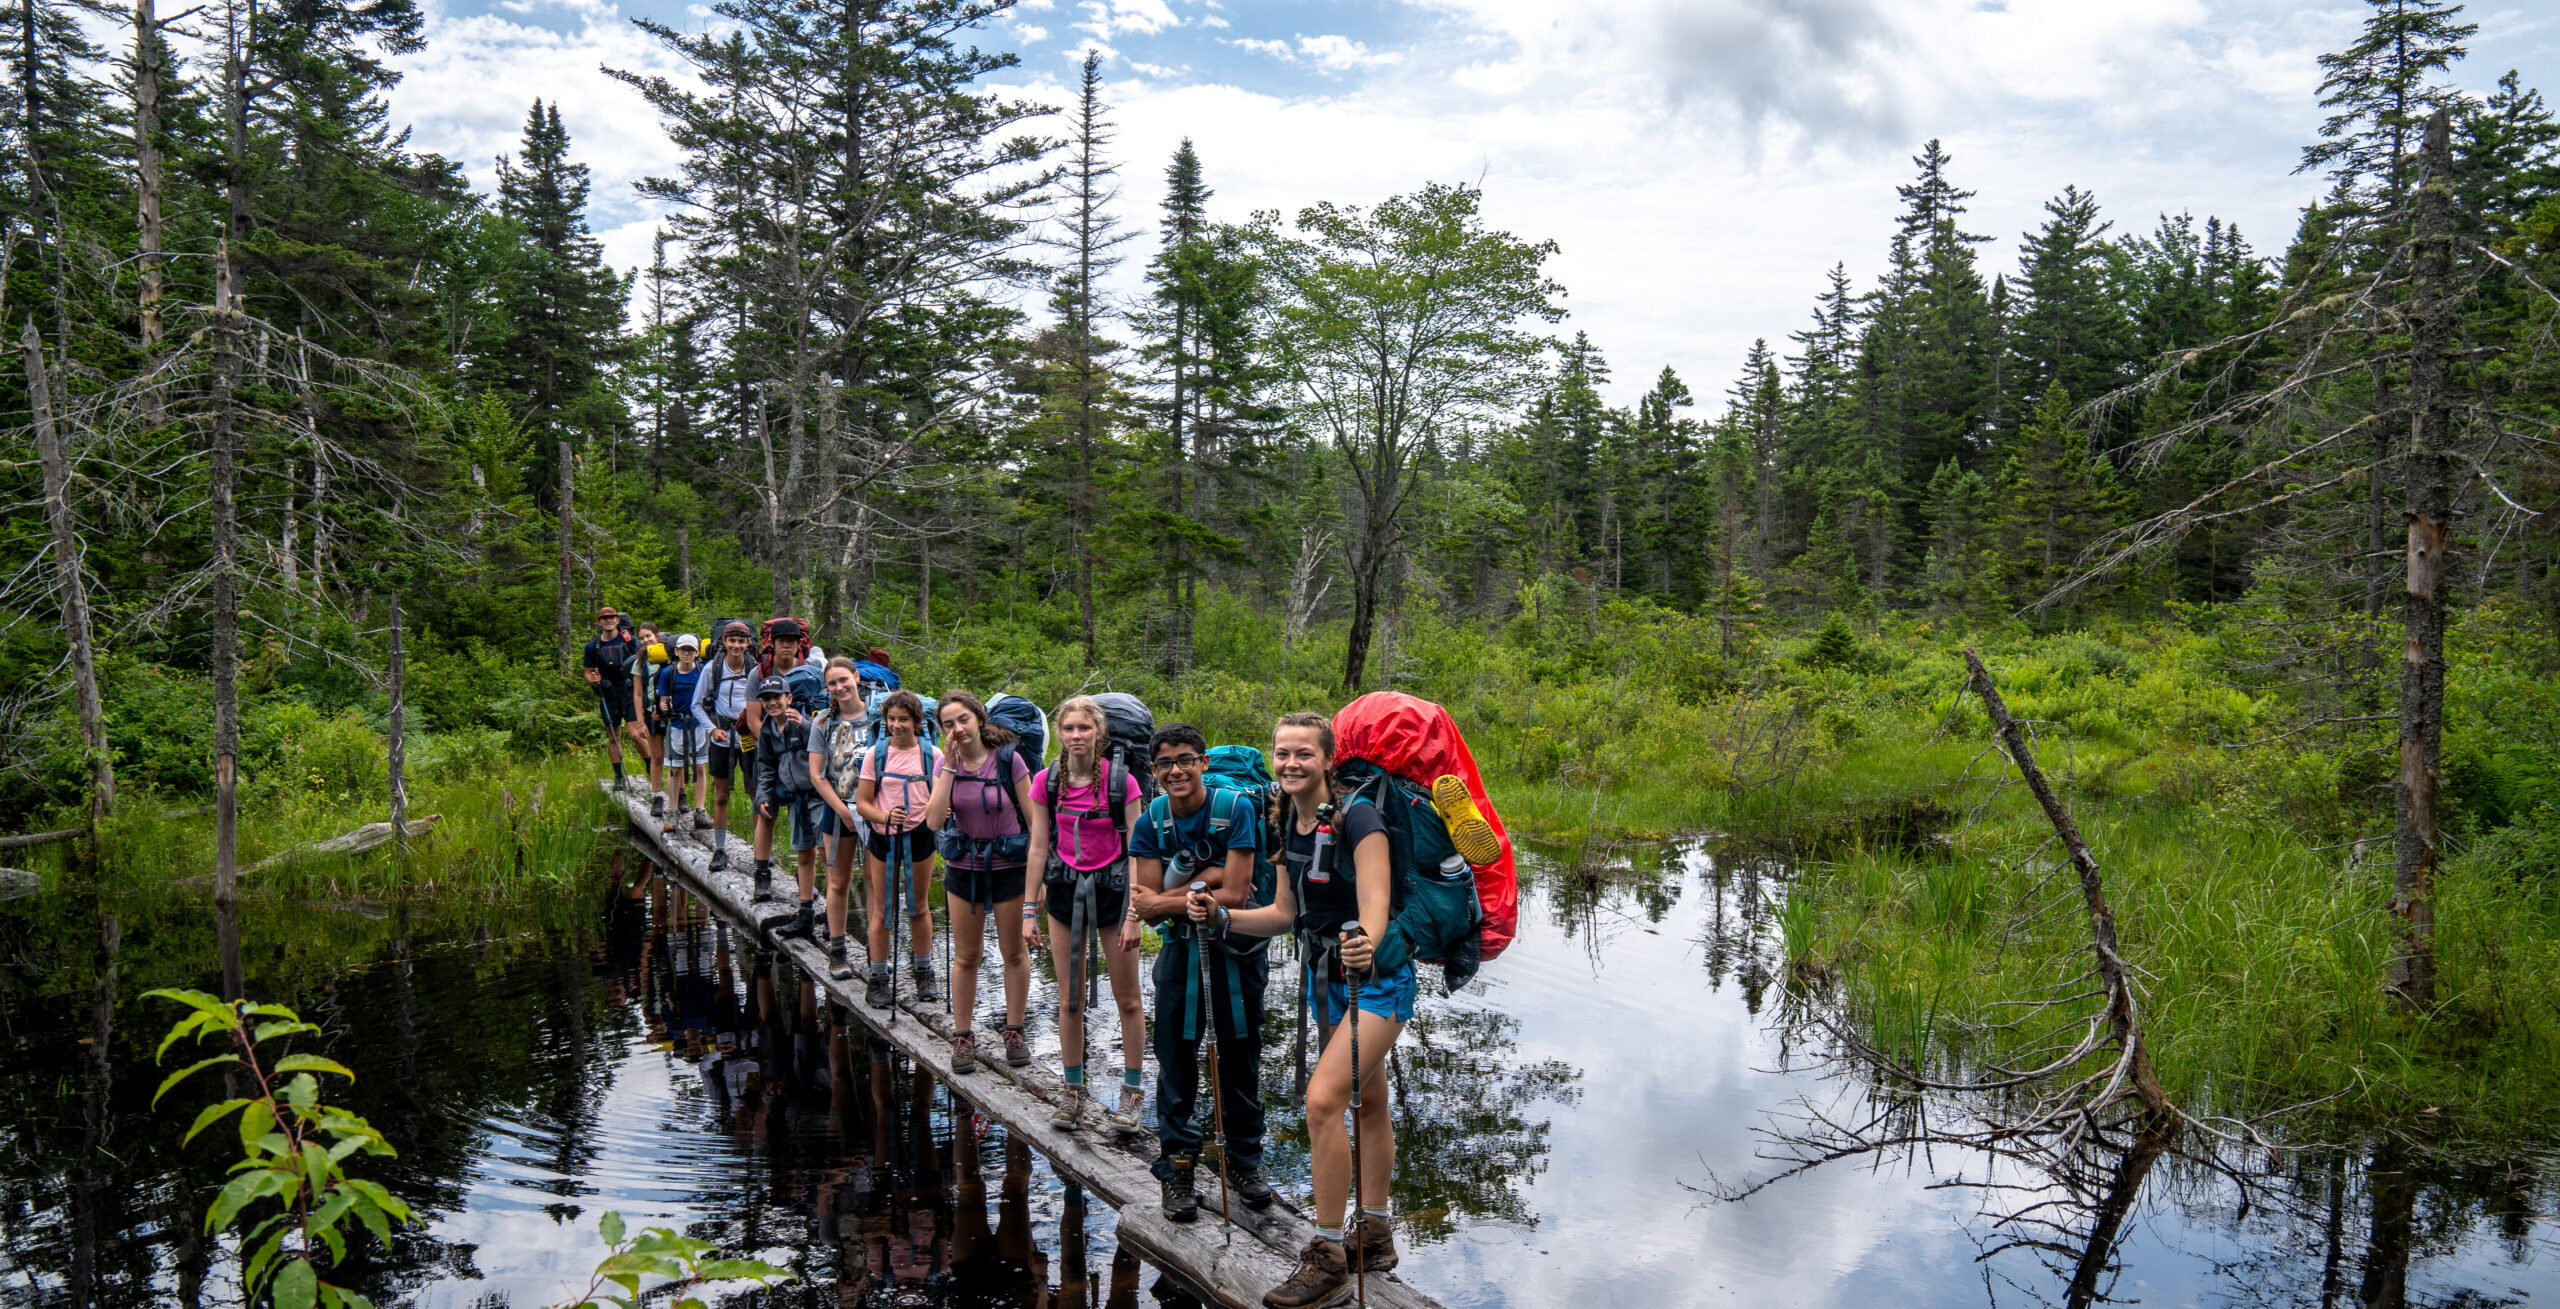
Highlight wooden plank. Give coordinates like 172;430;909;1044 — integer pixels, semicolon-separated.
605;782;1443;1309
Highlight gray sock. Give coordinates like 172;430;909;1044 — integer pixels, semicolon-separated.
911;952;932;972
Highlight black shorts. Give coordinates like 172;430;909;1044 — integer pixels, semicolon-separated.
1045;863;1130;931
598;687;636;727
708;739;741;781
945;864;1027;909
866;825;936;865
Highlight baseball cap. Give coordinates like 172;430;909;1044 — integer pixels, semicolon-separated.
757;676;790;698
674;633;701;651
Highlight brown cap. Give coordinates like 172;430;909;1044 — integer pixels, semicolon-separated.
594;607;620;620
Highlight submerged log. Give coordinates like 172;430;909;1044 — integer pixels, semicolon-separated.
165;816;444;884
606;781;1447;1309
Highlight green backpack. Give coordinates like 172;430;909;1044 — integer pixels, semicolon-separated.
1146;744;1280;913
1334;758;1485;991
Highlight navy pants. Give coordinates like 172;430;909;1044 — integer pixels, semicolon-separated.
1150;932;1268;1178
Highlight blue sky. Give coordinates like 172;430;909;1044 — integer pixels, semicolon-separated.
384;0;2560;405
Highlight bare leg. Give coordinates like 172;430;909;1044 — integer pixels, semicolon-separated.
947;895;986;1034
992;893;1030;1029
1304;1006;1405;1227
909;857;936;958
827;838;859;940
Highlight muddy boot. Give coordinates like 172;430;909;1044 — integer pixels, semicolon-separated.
1002;1025;1031;1069
865;965;893;1010
771;901;815;940
950;1031;979;1075
651;791;667;818
1159;1157;1198;1223
1105;1084;1146;1135
1049;1084;1089;1131
750;859;776;901
1234;1166;1277;1212
1353;1213;1400;1272
1261;1236;1348;1308
829;934;854;982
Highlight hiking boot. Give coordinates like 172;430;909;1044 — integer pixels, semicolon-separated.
1431;775;1502;867
1048;1086;1090;1131
951;1031;979;1075
829;935;854;982
1262;1236;1349;1309
750;862;775;900
865;968;893;1010
1234;1166;1277;1212
911;964;938;1005
1001;1025;1030;1069
1352;1213;1399;1273
693;809;715;832
774;904;816;940
651;792;667;817
1160;1158;1198;1223
708;845;730;872
1105;1084;1146;1134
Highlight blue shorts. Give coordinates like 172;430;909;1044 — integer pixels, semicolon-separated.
1307;961;1416;1025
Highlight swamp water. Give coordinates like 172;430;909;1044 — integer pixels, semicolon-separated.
1;833;2552;1307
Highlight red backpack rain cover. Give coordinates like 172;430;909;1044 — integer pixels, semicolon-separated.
1333;691;1519;962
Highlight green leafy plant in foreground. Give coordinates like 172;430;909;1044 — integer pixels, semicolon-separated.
147;989;413;1309
547;1211;792;1308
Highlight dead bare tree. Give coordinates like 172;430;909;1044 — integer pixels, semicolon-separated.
23;317;112;822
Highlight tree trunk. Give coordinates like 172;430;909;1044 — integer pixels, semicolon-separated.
677;526;692;599
1340;530;1390;693
210;248;244;1005
2388;109;2456;1009
25;318;113;820
388;591;408;839
556;436;575;668
918;520;933;637
132;0;164;356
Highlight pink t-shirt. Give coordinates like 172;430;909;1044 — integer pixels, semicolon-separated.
1031;760;1144;871
858;741;937;830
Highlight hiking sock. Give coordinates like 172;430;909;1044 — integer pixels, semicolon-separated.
1063;1064;1086;1087
1362;1206;1390;1225
1123;1067;1145;1091
911;952;932;974
1314;1223;1345;1246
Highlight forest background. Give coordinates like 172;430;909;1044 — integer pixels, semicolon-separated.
3;0;2558;1135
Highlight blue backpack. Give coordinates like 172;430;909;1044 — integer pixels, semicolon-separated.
854;659;899;697
782;663;828;717
863;688;939;750
1334;758;1485;991
1147;753;1279;914
986;693;1048;767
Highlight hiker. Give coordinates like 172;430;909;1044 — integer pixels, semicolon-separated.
807;656;874;981
919;691;1036;1075
1024;694;1148;1132
631;623;672;815
689;619;763;874
657;634;707;827
1129;723;1274;1223
580;607;639;791
745;618;816;886
854;688;940;1009
752;675;822;940
1189;712;1404;1307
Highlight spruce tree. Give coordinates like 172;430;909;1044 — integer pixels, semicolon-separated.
1993;382;2123;613
2011;185;2132;409
2298;0;2478;214
482;100;629;494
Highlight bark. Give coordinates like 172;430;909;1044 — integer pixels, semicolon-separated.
388;591;408;837
210;248;244;1005
1340;521;1392;693
25;318;113;819
677;526;692;599
556;437;574;669
2388;109;2456;1009
132;0;164;354
1964;648;2171;1119
918;518;933;637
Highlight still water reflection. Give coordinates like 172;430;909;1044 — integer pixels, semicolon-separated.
0;839;2551;1307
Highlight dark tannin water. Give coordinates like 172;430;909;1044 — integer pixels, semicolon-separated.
1;838;2551;1306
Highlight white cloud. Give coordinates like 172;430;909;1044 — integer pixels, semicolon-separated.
1229;36;1290;59
1017;22;1048;42
1198;13;1228;29
1075;0;1179;41
1129;60;1183;78
1295;33;1398;71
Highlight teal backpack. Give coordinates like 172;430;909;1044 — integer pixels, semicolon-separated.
1144;746;1279;912
1333;758;1485;991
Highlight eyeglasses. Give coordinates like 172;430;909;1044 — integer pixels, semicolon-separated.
1154;754;1206;772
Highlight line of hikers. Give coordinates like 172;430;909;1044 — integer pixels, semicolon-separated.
581;605;1520;1309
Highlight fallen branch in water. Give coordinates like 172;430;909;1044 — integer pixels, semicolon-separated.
169;816;441;884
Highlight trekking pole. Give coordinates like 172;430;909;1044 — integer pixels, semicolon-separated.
1344;923;1368;1307
597;685;625;791
1296;804;1335;1095
886;832;903;1029
1189;881;1232;1230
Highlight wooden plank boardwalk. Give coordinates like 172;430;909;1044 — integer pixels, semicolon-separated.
605;782;1449;1309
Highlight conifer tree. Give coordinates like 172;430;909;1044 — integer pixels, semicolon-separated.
2298;0;2478;213
2011;185;2132;410
1994;383;2123;612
